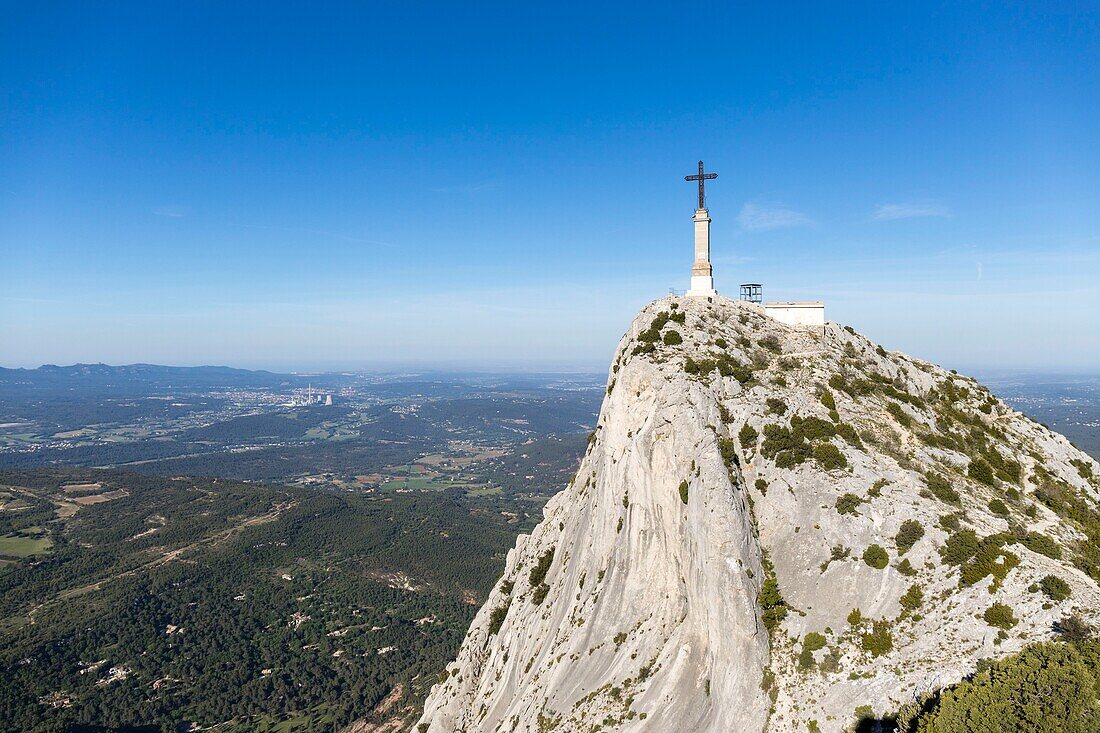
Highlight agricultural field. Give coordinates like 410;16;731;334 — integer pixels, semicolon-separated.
0;532;52;558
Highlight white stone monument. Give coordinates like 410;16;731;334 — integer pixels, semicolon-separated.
684;161;718;298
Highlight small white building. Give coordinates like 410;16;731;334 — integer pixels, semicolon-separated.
764;301;825;332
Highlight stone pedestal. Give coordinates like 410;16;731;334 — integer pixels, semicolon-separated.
686;208;718;297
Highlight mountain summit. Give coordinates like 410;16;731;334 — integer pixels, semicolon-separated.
417;296;1100;732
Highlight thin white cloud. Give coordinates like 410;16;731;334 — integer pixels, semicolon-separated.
153;205;188;218
872;203;950;220
737;202;811;231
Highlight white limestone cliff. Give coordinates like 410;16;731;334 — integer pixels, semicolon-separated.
417;296;1100;733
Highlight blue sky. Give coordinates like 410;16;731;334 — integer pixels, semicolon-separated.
2;2;1098;372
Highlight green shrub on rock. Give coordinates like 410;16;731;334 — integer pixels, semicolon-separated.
678;480;689;505
529;548;555;587
488;602;510;634
835;422;863;448
938;529;1023;588
637;312;673;344
836;493;863;515
795;415;836;441
1020;532;1062;560
820;545;851;572
941;529;980;565
962;547;1019;588
968;459;996;486
886;402;912;428
983;602;1018;629
926;473;961;505
719;437;739;468
939;513;961;531
739;423;759;450
759;556;789;633
814;443;847;470
863;544;889;569
1040;575;1072;602
900;584;924;611
1057;614;1096;643
800;634;826;668
895;520;925;554
762;423;810;468
861;620;893;657
776;447;810;469
1070;458;1095;481
759;334;782;353
803;631;827;652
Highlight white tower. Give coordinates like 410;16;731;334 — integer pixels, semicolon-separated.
684;161;718;298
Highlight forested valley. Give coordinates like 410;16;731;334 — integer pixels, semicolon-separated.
0;469;519;731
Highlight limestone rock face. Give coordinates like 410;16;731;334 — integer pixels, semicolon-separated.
417;296;1100;733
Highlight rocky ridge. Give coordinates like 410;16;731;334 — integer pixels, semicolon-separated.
417;295;1100;733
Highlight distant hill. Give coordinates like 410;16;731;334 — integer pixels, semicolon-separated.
0;363;302;392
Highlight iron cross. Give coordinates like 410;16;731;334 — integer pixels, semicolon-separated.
684;160;718;209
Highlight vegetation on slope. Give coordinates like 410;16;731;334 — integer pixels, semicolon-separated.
894;633;1100;732
621;297;1100;731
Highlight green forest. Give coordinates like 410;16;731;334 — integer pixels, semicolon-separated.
0;469;517;731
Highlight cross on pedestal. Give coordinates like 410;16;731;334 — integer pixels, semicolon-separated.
684;160;717;210
683;160;719;298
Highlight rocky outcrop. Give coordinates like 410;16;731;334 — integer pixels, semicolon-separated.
417;296;1100;733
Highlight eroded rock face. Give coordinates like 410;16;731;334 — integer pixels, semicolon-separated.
417;296;1100;733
